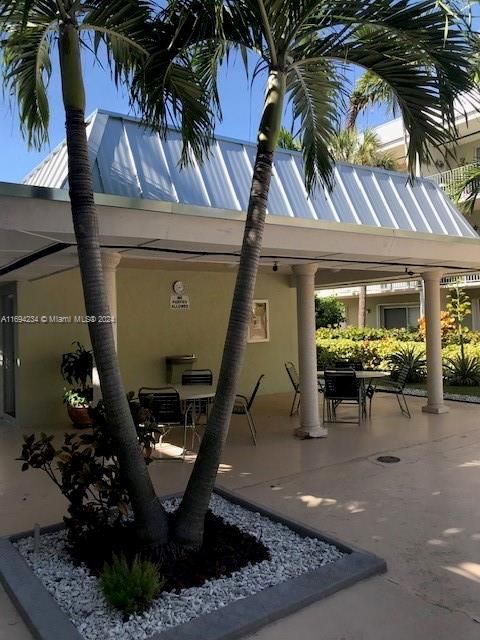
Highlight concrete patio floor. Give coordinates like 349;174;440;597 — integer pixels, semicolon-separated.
1;392;480;640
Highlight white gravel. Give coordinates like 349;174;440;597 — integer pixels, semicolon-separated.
15;494;344;640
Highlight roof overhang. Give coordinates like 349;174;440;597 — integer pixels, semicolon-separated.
1;182;480;288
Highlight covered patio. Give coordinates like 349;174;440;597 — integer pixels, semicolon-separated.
2;391;480;639
1;110;480;434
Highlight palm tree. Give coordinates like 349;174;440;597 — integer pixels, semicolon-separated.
134;0;475;548
346;69;397;131
1;0;212;547
278;127;301;151
329;128;396;169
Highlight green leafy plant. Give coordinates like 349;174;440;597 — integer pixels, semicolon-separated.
444;353;480;387
60;342;93;391
389;346;427;382
18;426;130;547
101;554;163;615
61;342;93;409
62;389;90;408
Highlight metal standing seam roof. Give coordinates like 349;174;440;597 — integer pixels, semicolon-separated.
23;109;477;239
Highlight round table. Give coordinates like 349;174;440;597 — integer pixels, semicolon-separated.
317;370;389;380
174;384;216;401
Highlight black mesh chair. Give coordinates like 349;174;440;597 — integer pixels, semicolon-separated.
373;364;411;418
181;369;214;422
323;370;363;424
232;375;264;444
181;369;213;385
285;362;300;415
137;386;196;459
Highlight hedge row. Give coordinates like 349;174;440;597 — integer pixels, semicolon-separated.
316;337;480;371
316;327;480;346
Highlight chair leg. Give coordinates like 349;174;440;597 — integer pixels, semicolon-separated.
290;391;300;416
245;409;257;445
397;390;411;418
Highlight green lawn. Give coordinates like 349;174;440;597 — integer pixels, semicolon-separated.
405;382;480;397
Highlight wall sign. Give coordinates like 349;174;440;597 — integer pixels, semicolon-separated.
170;294;190;310
170;281;190;310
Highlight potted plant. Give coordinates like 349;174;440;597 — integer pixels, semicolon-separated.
61;342;94;428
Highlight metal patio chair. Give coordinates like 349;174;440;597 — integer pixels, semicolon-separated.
375;364;411;418
181;368;214;422
232;374;264;445
323;370;363;424
137;386;196;459
285;361;300;415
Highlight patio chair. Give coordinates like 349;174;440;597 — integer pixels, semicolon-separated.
374;364;411;418
181;368;214;422
232;375;264;445
137;386;196;459
323;370;363;424
285;362;301;415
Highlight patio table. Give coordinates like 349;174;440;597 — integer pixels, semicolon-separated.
317;370;390;420
174;384;216;402
317;370;389;381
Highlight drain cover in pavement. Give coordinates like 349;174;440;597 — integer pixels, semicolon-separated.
377;455;401;463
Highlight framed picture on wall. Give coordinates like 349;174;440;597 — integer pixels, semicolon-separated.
248;300;270;343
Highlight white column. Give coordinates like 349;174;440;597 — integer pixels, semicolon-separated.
292;264;328;438
93;251;121;403
422;270;448;414
101;251;121;346
419;280;425;318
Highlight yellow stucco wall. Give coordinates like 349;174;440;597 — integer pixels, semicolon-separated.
15;265;297;428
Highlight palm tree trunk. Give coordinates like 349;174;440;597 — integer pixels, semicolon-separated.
58;23;169;547
174;70;286;548
358;285;367;328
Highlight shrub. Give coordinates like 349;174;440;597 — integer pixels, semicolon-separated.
18;426;130;548
316;327;421;342
443;353;480;386
389;345;427;382
418;311;456;344
101;554;163;615
315;296;345;328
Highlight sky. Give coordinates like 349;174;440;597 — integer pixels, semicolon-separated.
0;49;391;185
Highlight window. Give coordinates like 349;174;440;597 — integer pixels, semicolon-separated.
381;305;420;329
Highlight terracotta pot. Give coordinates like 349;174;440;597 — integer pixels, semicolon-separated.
67;405;94;429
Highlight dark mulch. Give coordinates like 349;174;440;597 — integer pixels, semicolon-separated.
68;510;270;593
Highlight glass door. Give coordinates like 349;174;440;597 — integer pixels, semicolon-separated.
1;285;16;417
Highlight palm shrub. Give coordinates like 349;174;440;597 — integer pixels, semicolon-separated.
443;353;480;387
1;0;215;548
134;0;476;549
101;554;163;615
389;345;427;383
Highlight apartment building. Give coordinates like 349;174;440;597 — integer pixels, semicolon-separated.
318;92;480;329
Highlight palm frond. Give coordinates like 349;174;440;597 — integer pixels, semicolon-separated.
290;0;476;176
450;164;480;215
83;0;153;83
287;61;342;192
2;4;57;148
347;70;396;130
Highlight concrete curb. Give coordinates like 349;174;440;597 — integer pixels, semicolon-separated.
0;486;386;640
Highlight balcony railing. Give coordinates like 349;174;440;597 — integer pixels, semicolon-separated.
428;162;480;197
320;273;480;299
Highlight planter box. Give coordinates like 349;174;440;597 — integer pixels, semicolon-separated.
0;486;386;640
